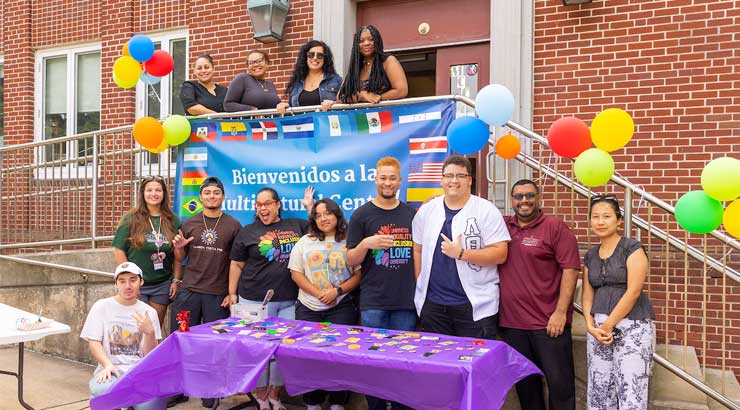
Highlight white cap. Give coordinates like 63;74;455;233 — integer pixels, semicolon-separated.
114;262;144;280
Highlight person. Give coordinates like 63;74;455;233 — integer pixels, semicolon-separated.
276;40;343;115
228;187;313;410
81;262;165;410
170;177;242;408
113;176;181;327
337;25;408;104
180;54;228;115
582;195;654;410
498;179;580;410
224;50;281;112
346;156;416;410
412;154;510;339
289;198;361;410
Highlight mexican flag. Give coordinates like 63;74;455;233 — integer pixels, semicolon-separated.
356;111;393;134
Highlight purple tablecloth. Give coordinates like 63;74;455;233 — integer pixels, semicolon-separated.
91;318;541;410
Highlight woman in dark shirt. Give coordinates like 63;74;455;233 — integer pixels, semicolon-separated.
180;54;228;114
337;25;408;104
224;50;281;112
276;40;342;115
582;195;654;410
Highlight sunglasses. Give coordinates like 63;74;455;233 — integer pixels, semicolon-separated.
307;52;325;60
142;175;164;183
255;199;279;208
512;193;537;200
591;194;618;204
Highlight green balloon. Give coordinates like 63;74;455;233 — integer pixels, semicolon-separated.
674;190;723;234
112;72;137;89
701;157;740;201
163;115;192;146
573;148;614;187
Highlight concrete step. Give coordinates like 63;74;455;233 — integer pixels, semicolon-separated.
705;368;740;410
651;344;709;410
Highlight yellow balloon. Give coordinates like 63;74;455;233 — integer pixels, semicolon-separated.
147;138;169;154
113;56;142;84
591;108;635;152
723;199;740;238
112;72;137;89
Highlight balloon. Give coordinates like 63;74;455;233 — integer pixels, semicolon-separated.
163;115;192;146
147;138;169;154
475;84;515;126
723;199;740;238
133;117;164;149
674;190;723;234
447;116;490;155
573;148;614;187
112;72;137;89
547;117;591;158
128;34;155;63
140;72;162;85
113;56;142;83
591;108;635;152
495;134;520;160
701;157;740;202
122;42;130;56
145;50;175;77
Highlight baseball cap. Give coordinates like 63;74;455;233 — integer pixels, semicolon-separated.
114;262;144;280
200;176;225;194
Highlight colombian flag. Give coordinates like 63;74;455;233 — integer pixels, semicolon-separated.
220;122;248;141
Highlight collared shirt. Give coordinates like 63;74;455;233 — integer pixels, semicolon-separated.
498;212;581;330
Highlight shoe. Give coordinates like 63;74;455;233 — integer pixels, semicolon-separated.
166;394;189;408
329;405;345;410
306;405;322;410
201;398;218;408
269;398;287;410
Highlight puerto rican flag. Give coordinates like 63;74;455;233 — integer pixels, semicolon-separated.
248;121;278;140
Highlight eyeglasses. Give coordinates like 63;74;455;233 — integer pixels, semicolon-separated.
442;173;470;180
247;57;266;66
591;194;618;204
255;199;278;208
512;193;537;200
306;52;325;60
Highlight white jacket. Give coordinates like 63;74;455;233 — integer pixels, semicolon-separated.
412;195;510;321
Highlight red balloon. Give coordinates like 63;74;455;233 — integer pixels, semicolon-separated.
547;117;592;158
144;50;174;77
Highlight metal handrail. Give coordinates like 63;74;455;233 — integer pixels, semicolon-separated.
0;254;112;278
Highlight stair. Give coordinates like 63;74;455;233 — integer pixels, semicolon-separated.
706;369;740;410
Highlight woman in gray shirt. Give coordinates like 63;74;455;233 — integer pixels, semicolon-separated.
224;50;280;112
582;195;654;410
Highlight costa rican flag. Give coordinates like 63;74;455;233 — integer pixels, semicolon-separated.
409;136;447;155
248;121;278;140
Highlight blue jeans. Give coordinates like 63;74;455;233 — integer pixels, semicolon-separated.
90;374;166;410
361;309;417;410
239;297;295;387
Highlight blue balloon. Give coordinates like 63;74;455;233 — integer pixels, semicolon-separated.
140;72;162;85
128;34;155;63
447;116;490;155
475;84;515;126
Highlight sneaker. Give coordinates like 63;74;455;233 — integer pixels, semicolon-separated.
166;394;189;408
201;398;218;408
306;405;322;410
329;405;345;410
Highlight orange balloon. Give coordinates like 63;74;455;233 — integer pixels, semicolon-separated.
495;134;521;159
133;117;164;149
122;42;130;56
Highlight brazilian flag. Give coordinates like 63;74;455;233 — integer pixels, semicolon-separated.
182;196;203;217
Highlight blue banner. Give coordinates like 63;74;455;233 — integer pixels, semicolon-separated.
175;99;456;225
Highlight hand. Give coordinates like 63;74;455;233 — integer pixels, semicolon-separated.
168;281;179;299
546;310;567;337
302;186;315;211
95;364;120;383
363;234;395;250
318;288;339;305
276;102;290;116
228;294;239;306
360;91;381;104
132;311;155;336
221;295;233;308
172;229;195;249
320;100;335;111
587;325;613;346
439;233;463;260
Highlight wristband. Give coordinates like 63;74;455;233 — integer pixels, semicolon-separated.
173;279;183;285
458;249;465;260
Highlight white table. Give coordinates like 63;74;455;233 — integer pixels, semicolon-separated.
0;303;71;410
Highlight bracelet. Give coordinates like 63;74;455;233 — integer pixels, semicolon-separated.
458;249;465;260
173;279;183;285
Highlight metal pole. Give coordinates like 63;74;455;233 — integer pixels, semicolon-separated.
91;133;99;248
624;187;632;238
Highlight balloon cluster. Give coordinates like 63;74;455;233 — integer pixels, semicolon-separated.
674;157;740;237
447;84;516;155
134;114;191;152
114;34;174;89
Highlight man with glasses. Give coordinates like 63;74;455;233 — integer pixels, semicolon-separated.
498;179;580;410
412;154;510;339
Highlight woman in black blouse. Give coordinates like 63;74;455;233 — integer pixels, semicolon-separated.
224;50;281;112
180;54;228;115
581;195;654;410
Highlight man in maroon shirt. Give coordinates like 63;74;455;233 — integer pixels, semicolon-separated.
499;179;580;410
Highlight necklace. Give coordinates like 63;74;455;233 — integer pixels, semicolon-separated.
201;212;223;246
255;78;268;92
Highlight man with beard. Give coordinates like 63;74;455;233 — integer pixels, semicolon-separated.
498;179;580;410
171;176;242;408
346;157;417;410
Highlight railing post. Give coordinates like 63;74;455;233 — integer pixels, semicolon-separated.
91;133;98;249
624;186;633;239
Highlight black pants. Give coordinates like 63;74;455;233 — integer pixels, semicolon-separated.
170;288;229;331
418;299;498;339
499;326;576;410
295;297;357;406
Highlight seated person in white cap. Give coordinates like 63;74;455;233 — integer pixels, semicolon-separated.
81;262;165;410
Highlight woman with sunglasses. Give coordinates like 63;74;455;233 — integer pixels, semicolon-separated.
276;40;342;115
224;50;280;112
228;187;314;410
338;25;407;104
288;198;361;410
180;54;228;115
581;195;654;410
113;176;182;326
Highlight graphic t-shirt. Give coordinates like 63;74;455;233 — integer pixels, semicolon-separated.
346;201;416;310
80;297;162;375
288;235;359;311
229;218;308;301
112;214;182;285
180;212;243;295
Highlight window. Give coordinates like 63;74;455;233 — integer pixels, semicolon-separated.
35;44;101;166
0;57;4;145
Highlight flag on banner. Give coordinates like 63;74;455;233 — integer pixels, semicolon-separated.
409;136;447;155
406;187;445;204
220;122;248;141
183;147;208;169
248;121;278;140
399;111;442;124
408;160;444;183
181;170;207;194
281;117;315;139
181;196;203;217
356;111;393;134
317;114;352;137
189;123;217;142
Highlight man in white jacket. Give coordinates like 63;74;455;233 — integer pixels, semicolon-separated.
412;154;510;338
